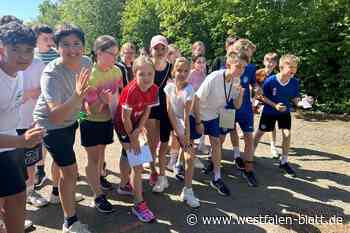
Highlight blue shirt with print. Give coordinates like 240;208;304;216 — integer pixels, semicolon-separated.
236;64;256;116
262;75;300;115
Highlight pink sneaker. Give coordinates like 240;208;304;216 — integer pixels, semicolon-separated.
149;172;158;186
132;201;156;223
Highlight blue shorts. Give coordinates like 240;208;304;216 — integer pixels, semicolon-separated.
219;112;254;135
190;115;220;139
235;111;254;133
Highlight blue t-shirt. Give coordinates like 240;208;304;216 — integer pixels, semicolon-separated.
262;75;300;115
236;64;256;115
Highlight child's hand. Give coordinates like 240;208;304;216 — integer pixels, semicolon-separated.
29;88;41;99
75;68;91;99
99;89;113;105
22;127;45;148
275;103;286;112
130;136;141;154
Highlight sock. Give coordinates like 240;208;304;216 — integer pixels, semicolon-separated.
175;158;182;167
64;215;78;228
199;135;205;147
26;185;34;196
52;186;59;196
280;155;288;164
233;147;240;159
213;168;221;181
37;165;45;174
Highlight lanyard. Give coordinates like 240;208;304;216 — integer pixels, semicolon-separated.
223;71;233;104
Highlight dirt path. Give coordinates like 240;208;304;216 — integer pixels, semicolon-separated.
27;114;350;233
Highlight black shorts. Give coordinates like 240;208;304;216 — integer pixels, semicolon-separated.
0;149;28;197
43;122;78;167
259;112;291;132
80;120;114;147
16;129;43;166
148;104;172;143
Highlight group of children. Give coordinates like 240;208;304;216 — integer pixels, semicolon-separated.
0;15;307;233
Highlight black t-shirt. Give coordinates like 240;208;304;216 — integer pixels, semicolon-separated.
116;61;133;87
155;62;172;102
211;56;226;73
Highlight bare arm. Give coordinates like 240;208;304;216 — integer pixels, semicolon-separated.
233;87;244;109
166;96;182;137
0;127;44;149
184;100;192;146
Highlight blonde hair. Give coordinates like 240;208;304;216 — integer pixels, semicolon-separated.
121;41;136;53
279;54;300;69
172;57;190;77
192;41;206;53
132;55;155;74
264;52;278;63
232;38;256;53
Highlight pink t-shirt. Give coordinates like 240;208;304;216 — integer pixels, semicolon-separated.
188;69;205;91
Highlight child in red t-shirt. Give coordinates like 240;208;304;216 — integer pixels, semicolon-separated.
114;56;159;223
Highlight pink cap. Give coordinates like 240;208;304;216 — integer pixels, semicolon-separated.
150;35;168;48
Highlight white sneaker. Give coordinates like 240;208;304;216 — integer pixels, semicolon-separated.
50;193;84;205
166;155;177;171
24;219;33;230
27;191;48;207
271;146;279;158
62;221;91;233
152;176;169;193
193;157;205;169
197;144;209;154
180;187;200;208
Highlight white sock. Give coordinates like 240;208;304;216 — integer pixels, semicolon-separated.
233;147;240;159
26;185;34;196
214;168;221;181
199;135;205;147
280;155;288;164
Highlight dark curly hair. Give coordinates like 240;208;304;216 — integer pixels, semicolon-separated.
0;15;23;26
33;24;53;37
54;23;85;48
0;21;36;47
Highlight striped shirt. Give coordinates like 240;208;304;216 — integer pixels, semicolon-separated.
34;48;59;65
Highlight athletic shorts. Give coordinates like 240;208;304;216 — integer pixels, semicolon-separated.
43;122;78;167
190;115;220;140
235;111;254;133
149;105;172;143
259;112;291;132
16;129;43;166
80;119;114;147
0;149;27;197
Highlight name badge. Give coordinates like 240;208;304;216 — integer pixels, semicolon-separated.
219;108;236;129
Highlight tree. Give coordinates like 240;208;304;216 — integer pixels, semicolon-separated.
36;0;61;27
121;0;161;49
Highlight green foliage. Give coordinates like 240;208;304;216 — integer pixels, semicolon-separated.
34;0;350;113
121;0;160;49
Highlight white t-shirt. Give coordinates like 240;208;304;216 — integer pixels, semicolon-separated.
18;58;46;129
0;68;23;153
195;69;240;121
164;82;194;120
164;82;194;137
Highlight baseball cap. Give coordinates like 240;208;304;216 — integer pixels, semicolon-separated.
150;35;168;48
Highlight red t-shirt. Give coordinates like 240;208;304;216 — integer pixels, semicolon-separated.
114;80;159;134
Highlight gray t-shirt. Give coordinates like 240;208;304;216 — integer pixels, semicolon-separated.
33;56;91;130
